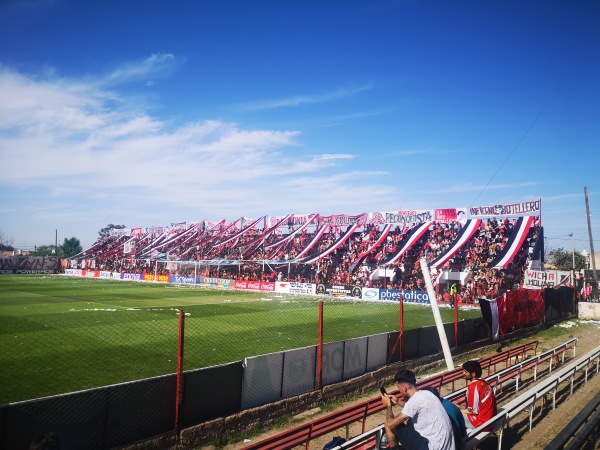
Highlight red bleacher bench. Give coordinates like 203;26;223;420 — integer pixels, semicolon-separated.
242;340;540;449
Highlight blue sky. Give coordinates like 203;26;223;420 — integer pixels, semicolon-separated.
0;0;598;254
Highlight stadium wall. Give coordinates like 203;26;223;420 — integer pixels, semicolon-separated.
0;256;59;274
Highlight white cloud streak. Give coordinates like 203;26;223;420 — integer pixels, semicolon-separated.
98;53;179;87
240;83;375;110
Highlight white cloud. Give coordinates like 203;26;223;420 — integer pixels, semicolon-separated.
240;83;375;110
98;53;179;87
0;66;393;241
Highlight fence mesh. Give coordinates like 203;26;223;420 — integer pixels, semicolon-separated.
0;287;482;405
0;307;178;404
182;297;321;370
179;296;482;371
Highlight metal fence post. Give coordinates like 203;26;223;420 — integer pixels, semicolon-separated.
454;293;459;347
317;301;324;389
175;309;185;429
400;294;404;361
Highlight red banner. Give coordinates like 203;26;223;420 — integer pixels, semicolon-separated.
497;289;544;333
234;280;276;292
435;208;457;221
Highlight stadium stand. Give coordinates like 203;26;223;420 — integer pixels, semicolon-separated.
67;206;545;301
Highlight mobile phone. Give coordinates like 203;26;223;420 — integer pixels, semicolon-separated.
379;386;388;396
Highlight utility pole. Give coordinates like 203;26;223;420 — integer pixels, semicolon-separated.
584;186;598;295
570;233;575;286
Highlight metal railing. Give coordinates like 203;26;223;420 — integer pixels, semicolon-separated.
332;338;582;450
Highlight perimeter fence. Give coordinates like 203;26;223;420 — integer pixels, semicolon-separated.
1;296;476;405
1;285;578;450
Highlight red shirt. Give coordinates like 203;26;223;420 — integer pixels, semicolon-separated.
466;379;497;429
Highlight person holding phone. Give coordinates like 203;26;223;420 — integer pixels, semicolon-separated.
380;370;455;450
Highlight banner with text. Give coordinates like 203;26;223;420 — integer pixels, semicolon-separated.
316;284;363;298
234;280;276;292
0;256;59;273
368;210;433;226
523;269;571;289
469;200;541;218
275;282;316;295
378;289;431;304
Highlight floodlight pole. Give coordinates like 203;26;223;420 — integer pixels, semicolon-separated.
584;186;598;287
420;257;454;370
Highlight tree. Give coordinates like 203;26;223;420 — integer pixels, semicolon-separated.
31;245;60;256
548;248;587;271
31;245;52;256
60;237;82;258
0;229;15;251
97;224;126;243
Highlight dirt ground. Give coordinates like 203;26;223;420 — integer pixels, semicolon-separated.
210;319;600;450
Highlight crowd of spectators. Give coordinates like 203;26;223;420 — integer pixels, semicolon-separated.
69;216;542;300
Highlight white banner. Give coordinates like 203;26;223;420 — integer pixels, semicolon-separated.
64;269;82;276
268;214;314;228
275;282;316;295
523;269;571;289
369;209;434;225
469;200;541;218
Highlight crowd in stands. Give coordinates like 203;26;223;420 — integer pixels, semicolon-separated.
69;216;542;301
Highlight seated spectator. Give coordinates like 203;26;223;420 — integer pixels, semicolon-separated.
460;360;497;430
421;387;467;449
380;369;454;450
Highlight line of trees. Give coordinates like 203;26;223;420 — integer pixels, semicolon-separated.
30;237;82;259
28;224;126;258
3;224;125;259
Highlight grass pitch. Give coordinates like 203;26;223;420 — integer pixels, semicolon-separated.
0;275;480;403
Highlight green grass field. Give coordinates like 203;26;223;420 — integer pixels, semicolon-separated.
0;275;481;403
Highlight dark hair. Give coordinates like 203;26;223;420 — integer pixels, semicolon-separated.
29;433;60;450
462;360;482;378
394;369;417;386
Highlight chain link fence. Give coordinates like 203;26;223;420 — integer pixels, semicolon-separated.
1;294;481;404
179;295;481;375
0;307;179;404
0;273;484;449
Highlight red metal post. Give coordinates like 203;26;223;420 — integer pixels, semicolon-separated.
400;294;404;361
454;294;458;347
317;301;324;388
175;309;185;429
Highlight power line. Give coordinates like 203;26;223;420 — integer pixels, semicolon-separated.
470;74;567;208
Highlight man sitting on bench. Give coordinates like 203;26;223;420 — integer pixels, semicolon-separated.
380;369;455;450
460;360;498;430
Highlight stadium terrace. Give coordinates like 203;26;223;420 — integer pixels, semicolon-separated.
67;201;543;301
